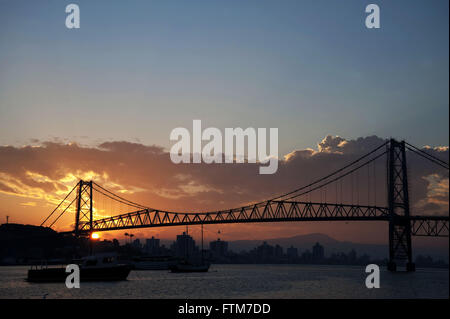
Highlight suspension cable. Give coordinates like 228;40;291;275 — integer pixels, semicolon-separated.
405;142;449;166
281;151;387;201
92;182;150;209
268;141;388;202
92;185;148;210
48;197;77;228
40;181;79;226
406;146;449;170
58;142;390;220
95;142;389;214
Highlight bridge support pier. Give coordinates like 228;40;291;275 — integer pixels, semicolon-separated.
74;180;93;236
387;139;415;272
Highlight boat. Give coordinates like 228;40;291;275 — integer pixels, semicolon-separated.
131;255;177;270
27;253;131;283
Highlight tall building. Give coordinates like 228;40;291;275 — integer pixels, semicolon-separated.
287;246;298;259
256;241;274;261
274;244;283;258
348;249;357;263
312;242;324;261
145;236;160;255
132;238;142;250
210;238;228;259
171;232;196;258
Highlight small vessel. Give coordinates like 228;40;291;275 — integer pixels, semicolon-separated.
27;253;131;283
132;255;177;270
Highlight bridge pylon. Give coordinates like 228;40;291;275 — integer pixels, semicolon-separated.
387;139;415;272
74;180;93;236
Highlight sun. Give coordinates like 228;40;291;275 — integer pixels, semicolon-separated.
91;232;100;239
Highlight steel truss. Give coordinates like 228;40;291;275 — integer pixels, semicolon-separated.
77;201;390;232
411;216;449;237
74;181;93;236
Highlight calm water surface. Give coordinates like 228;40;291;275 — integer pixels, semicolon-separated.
0;264;448;299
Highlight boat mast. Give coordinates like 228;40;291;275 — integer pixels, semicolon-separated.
186;225;188;261
201;224;204;263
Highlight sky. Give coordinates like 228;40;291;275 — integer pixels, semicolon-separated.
0;0;448;152
0;1;448;249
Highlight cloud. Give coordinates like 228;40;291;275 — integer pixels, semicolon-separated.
0;135;448;242
20;201;37;207
316;135;389;155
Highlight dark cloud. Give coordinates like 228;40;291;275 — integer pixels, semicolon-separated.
317;135;386;154
98;141;164;154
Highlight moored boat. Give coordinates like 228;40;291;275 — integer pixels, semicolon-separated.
27;253;131;282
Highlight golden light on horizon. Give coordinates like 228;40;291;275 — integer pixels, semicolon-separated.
91;232;100;239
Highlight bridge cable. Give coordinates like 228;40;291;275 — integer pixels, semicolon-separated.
48;197;77;228
281;150;387;201
92;182;150;209
351;172;353;205
367;163;370;206
357;169;359;205
88;142;389;220
40;181;79;227
373;159;377;206
92;184;149;210
405;146;449;170
405;142;449;166
268;141;388;202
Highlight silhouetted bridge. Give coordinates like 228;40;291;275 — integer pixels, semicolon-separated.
42;139;449;271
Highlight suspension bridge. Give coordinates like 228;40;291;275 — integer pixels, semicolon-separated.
41;139;449;272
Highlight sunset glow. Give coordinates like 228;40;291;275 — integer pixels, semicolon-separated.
91;232;100;240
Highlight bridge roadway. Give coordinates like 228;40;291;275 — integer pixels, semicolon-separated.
69;200;448;237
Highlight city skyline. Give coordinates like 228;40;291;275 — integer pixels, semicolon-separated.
3;223;447;267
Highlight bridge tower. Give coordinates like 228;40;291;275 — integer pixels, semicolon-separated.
74;180;93;236
387;139;415;272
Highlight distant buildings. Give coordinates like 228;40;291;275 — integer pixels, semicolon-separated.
274;244;283;258
244;242;287;263
171;232;197;259
255;241;274;262
287;246;298;259
145;236;160;255
132;238;142;250
210;238;228;261
348;249;357;263
1;223;448;268
312;242;325;262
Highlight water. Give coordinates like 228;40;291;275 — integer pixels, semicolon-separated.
0;264;448;299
